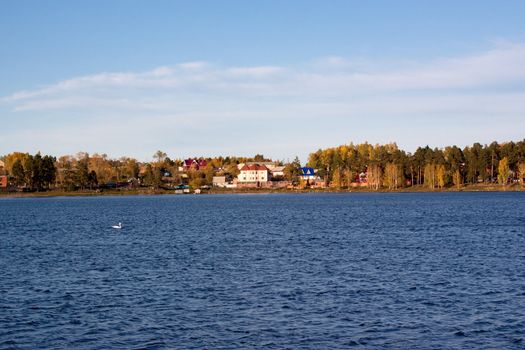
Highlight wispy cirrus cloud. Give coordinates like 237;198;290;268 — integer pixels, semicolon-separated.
3;42;525;110
1;42;525;160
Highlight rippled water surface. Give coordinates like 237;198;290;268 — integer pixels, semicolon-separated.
1;192;525;349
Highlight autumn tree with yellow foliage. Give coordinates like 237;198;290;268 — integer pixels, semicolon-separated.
497;157;510;185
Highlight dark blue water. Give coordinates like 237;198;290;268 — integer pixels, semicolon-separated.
1;193;525;349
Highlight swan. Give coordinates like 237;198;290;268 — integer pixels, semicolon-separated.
112;222;122;229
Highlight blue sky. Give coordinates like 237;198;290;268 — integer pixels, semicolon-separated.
1;1;525;162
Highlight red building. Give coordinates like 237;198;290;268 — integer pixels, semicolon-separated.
183;158;208;171
0;175;7;189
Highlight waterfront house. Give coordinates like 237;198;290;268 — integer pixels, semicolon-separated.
269;165;286;179
0;175;8;190
300;167;316;181
0;160;5;176
183;158;208;171
212;176;227;187
237;164;269;184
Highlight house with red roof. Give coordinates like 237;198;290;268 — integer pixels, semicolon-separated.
237;164;269;184
182;158;208;171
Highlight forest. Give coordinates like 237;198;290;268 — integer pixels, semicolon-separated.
307;140;525;189
1;140;525;192
0;151;272;191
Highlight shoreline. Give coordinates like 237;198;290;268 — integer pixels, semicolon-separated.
1;184;524;198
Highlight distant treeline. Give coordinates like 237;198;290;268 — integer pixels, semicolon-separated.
1;140;525;191
307;140;525;189
0;151;274;191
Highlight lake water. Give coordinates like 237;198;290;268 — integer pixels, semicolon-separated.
1;192;524;349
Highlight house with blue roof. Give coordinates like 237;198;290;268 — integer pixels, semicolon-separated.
300;167;316;181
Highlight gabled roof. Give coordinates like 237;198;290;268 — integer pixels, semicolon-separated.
183;158;196;166
240;164;269;171
301;167;315;176
184;158;207;168
271;166;286;172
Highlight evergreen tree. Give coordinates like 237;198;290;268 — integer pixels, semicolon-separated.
11;159;25;186
87;170;98;190
41;155;57;189
77;156;90;190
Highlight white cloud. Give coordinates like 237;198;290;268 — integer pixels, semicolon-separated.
149;66;174;77
1;43;525;159
4;43;525;110
177;61;208;70
226;66;285;77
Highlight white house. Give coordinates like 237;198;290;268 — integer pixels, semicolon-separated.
212;176;227;187
238;164;269;183
269;165;286;179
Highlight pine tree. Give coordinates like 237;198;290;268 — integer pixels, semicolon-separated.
11;159;25;186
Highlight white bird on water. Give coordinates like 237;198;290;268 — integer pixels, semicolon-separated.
112;222;122;229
